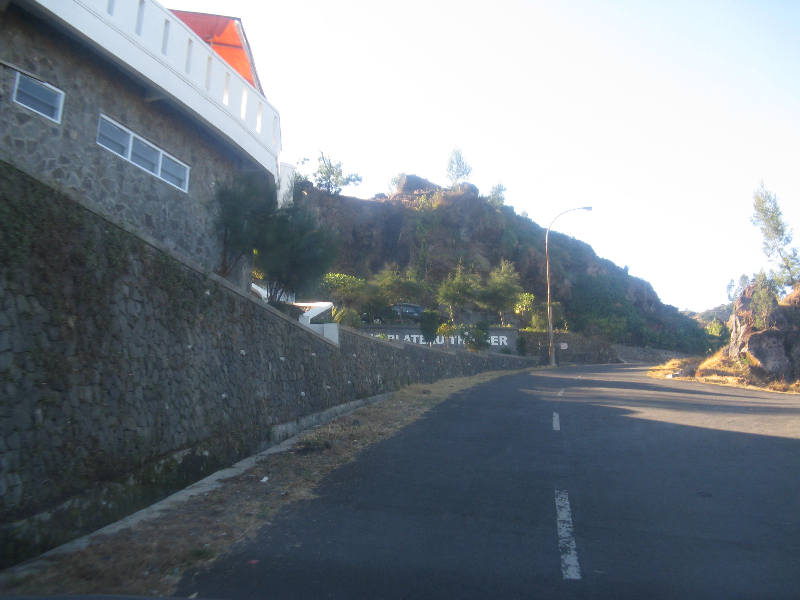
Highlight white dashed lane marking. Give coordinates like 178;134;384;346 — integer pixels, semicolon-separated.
555;490;582;580
553;412;560;431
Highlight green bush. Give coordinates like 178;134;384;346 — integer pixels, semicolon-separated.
463;320;490;351
333;306;361;328
419;309;442;343
515;336;527;356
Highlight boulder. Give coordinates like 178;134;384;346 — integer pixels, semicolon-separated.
455;182;480;195
396;174;440;193
742;329;791;381
787;331;800;380
725;283;800;381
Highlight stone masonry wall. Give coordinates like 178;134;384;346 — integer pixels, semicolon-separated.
0;162;532;567
0;5;262;289
613;345;691;364
519;332;620;364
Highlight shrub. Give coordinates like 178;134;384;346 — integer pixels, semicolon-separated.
333;306;361;328
463;321;490;352
419;310;442;343
515;336;527;356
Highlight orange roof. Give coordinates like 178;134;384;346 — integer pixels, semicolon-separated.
171;10;262;93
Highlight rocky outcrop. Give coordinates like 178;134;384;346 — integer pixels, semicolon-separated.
725;284;800;381
396;174;441;194
744;329;792;379
297;177;703;351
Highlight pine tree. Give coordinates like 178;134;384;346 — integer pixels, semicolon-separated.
751;182;800;289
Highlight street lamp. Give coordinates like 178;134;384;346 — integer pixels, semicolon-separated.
546;206;592;367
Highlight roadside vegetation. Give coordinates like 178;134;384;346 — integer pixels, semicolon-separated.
218;149;726;354
648;353;800;394
649;181;800;394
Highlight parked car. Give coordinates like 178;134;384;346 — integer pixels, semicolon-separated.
392;303;424;323
364;303;425;324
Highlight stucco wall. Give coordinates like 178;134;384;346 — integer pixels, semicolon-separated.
0;162;533;567
0;4;263;288
360;325;521;354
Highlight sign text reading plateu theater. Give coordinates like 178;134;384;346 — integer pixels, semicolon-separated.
361;326;519;353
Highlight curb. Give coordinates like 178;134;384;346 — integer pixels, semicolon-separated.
1;391;394;578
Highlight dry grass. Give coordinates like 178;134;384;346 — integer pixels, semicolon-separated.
0;368;529;597
650;350;800;394
646;357;700;379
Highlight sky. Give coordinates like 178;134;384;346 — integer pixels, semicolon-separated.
168;0;800;312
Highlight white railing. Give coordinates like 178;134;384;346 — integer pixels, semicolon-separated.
26;0;282;177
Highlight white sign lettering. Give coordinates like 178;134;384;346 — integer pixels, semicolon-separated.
372;333;508;346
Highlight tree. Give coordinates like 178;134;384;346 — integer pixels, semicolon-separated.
476;259;523;326
513;292;536;325
462;321;490;351
446;148;472;186
529;301;564;332
488;182;506;207
253;199;337;303
751;270;779;330
751;182;800;289
727;274;751;303
370;264;426;323
437;262;479;320
313;152;362;195
214;173;278;278
419;310;442;344
319;273;368;311
706;318;729;341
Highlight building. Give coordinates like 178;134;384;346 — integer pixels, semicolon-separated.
0;0;284;287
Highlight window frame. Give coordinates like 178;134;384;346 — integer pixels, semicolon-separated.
12;71;65;123
96;115;190;192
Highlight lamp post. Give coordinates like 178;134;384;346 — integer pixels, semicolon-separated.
546;206;592;367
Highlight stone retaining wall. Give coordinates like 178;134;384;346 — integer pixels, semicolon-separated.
0;162;533;567
519;332;620;364
613;345;691;364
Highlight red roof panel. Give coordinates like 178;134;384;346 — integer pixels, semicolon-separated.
170;10;261;92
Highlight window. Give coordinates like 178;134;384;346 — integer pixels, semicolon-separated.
161;19;170;55
135;0;145;36
96;116;189;191
131;138;159;174
205;56;212;90
13;72;64;123
185;39;193;74
240;88;248;119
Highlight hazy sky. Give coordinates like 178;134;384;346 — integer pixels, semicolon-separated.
168;0;800;311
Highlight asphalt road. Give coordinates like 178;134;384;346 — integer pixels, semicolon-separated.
175;364;800;599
